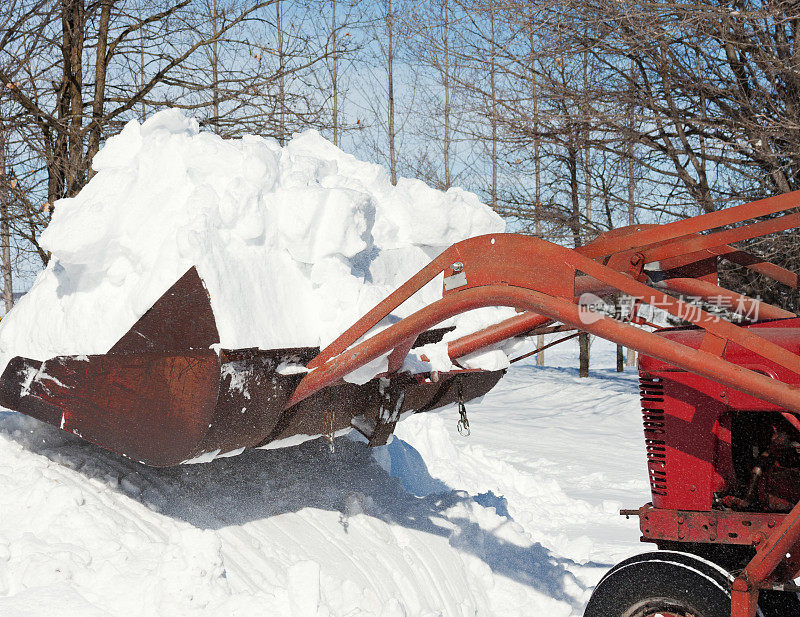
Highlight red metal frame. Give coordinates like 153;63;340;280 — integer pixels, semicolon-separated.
658;277;795;321
633;504;785;547
289;229;800;410
290;189;800;617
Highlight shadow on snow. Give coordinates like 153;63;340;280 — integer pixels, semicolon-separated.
0;410;608;610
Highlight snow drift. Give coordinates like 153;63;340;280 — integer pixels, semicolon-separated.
0;109;510;376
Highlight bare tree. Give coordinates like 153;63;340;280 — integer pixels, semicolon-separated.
330;0;339;146
1;0;357;275
386;0;397;185
354;0;413;185
275;0;286;144
402;0;475;191
0;121;12;312
0;0;276;263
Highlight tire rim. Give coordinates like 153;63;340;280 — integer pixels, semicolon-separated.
627;599;699;617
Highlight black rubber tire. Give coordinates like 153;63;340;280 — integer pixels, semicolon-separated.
584;550;735;617
585;550;800;617
758;589;800;617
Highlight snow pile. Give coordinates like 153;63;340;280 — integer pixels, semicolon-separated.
0;109;510;375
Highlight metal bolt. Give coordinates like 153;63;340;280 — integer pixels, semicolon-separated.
451;262;464;273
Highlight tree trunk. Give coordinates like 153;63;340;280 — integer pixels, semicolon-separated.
86;0;113;169
0;198;12;314
50;0;86;205
331;0;338;147
531;36;544;367
626;59;637;368
387;0;397;185
568;143;582;249
138;1;146;122
568;137;589;377
211;0;220;133
582;46;591;228
442;1;451;189
276;0;286;146
63;0;86;197
489;8;497;207
579;332;590;378
0;130;12;313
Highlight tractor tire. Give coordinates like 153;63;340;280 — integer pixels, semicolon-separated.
757;589;800;617
584;550;735;617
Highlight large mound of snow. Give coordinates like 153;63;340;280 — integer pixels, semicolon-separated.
0;109;507;373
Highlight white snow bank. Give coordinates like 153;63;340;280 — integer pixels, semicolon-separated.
0;410;579;617
0;109;510;374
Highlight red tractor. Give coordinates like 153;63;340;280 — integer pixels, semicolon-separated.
4;191;800;616
586;320;800;617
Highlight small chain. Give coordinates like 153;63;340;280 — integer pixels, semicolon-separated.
456;377;470;437
323;409;336;452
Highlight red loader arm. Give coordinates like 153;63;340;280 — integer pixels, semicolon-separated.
292;190;800;617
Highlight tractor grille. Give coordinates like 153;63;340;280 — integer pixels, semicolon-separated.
640;374;667;497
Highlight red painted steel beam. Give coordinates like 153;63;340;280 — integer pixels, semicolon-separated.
654;244;800;292
447;312;550;361
639;212;800;266
658;278;795;321
731;497;800;617
720;248;800;290
433;218;800;365
286;283;800;412
446;247;796;365
530;291;800;413
741;498;800;586
534;236;800;377
289;286;518;407
580;189;800;259
444;234;759;367
634;504;785;546
731;581;759;617
297;233;800;411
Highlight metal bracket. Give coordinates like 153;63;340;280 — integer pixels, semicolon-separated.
443;271;467;291
350;380;406;447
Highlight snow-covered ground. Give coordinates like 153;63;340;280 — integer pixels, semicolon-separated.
0;337;649;616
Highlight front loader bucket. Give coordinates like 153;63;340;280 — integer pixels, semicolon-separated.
0;267;504;465
0;352;221;465
0;268;317;465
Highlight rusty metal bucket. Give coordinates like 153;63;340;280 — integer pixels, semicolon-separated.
0;268;504;466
